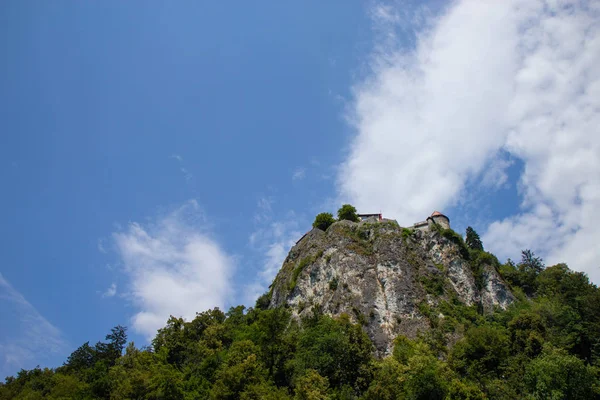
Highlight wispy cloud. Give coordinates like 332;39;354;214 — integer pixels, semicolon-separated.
254;196;274;221
0;274;68;378
112;200;234;339
245;198;303;306
340;0;600;282
170;154;193;181
180;167;193;181
292;167;306;181
102;283;117;298
97;238;107;254
479;153;514;190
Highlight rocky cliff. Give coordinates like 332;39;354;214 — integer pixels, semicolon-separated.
268;219;514;355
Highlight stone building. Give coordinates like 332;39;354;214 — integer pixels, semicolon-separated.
413;211;450;231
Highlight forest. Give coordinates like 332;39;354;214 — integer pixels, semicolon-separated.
2;229;600;399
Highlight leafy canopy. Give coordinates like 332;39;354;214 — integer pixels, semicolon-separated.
337;204;360;222
312;212;335;231
465;226;483;251
3;248;600;400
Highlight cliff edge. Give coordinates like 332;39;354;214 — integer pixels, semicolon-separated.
268;219;514;355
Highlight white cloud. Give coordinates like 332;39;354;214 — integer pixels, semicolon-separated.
245;198;303;306
170;154;193;180
112;200;234;339
255;220;301;281
252;196;276;226
180;167;193;181
340;0;600;282
102;283;117;298
292;167;306;181
0;274;68;378
480;153;514;190
97;238;107;254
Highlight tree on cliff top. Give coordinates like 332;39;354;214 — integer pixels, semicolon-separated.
313;213;335;231
465;227;484;251
337;204;359;222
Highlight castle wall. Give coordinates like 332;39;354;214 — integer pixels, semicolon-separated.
413;221;429;231
432;215;450;230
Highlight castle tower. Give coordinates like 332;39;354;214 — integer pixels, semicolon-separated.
428;211;450;230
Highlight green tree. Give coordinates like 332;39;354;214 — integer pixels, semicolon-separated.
446;379;486;400
95;325;127;366
240;383;292;399
152;316;187;367
48;373;87;399
63;342;96;374
518;250;545;296
520;249;544;275
294;369;329;400
450;326;509;381
363;358;404;400
147;362;185;400
210;341;268;400
255;291;272;310
465;227;483;251
524;346;599;399
248;308;294;386
401;350;450;400
508;311;545;357
337;204;359;222
107;342;166;400
293;314;373;392
312;213;335;231
392;335;416;364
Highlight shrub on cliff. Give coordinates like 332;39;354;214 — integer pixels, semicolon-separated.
337;204;359;222
313;213;335;231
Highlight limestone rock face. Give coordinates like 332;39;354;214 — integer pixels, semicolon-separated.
268;219;514;355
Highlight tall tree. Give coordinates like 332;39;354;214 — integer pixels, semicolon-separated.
519;250;544;275
517;250;545;296
465;226;484;251
64;342;96;373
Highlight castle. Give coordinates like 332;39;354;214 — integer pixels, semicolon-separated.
412;210;450;231
358;210;450;231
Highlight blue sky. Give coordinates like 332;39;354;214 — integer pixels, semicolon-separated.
1;0;599;379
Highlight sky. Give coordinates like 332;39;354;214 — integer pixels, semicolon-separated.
1;0;599;379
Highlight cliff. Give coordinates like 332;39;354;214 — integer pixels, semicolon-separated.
268;219;514;355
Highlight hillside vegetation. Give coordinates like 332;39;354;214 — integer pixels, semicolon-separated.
2;224;600;399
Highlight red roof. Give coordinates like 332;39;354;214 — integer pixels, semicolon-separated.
430;211;447;218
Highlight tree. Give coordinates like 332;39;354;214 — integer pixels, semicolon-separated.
450;326;509;381
312;213;335;231
364;358;404;400
248;308;293;385
210;341;268;399
446;379;486;400
64;342;96;373
519;250;544;275
392;335;416;364
401;350;450;400
337;204;359;222
508;311;545;357
524;346;598;400
292;314;373;392
255;291;272;311
97;325;127;365
465;227;483;251
294;370;329;400
517;250;545;296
